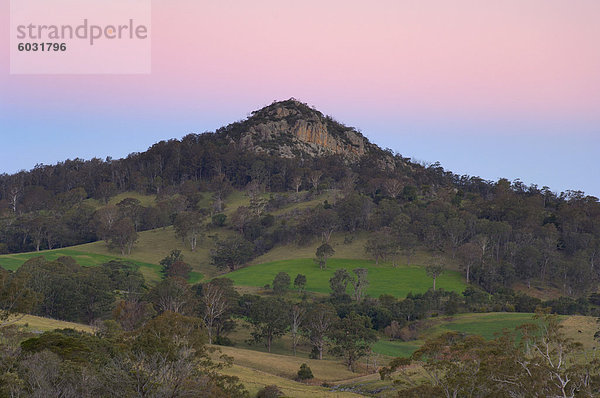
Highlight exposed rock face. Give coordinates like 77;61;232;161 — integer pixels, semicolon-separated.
221;99;373;160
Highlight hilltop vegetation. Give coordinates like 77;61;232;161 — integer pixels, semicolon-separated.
1;99;599;301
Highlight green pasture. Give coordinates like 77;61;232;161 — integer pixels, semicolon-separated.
372;312;538;357
226;258;467;298
0;248;202;284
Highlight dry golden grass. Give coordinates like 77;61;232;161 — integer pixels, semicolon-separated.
72;226;237;280
11;314;93;333
560;315;598;350
513;282;563;300
84;191;158;210
250;232;371;266
215;345;357;382
220;364;363;397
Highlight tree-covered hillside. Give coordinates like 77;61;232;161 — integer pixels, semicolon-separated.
1;100;598;298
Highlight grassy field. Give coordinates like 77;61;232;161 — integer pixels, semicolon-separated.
216;345;357;382
429;312;539;339
0;248;165;282
72;226;224;281
214;344;368;397
227;258;467;298
373;312;541;358
8;314;94;333
221;364;363;397
250;231;442;269
372;339;422;358
83;191;158;210
560;315;598;350
0;247;202;284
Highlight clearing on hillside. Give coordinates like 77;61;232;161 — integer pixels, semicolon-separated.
0;247;202;284
226;258;467;297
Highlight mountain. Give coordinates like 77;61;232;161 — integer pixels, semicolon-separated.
217;98;379;160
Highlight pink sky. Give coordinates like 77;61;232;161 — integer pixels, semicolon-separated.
3;0;599;119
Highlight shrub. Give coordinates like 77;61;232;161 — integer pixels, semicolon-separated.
256;385;283;398
272;272;291;295
384;321;402;339
211;213;227;227
297;363;314;380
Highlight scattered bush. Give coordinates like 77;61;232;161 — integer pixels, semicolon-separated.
211;213;227;227
272;272;291;295
384;321;403;340
256;384;283;398
297;363;314;380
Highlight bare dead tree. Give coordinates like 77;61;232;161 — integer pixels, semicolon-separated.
351;268;369;302
383;178;404;199
308;171;322;191
290;304;305;356
305;304;336;360
201;283;228;344
291;175;303;193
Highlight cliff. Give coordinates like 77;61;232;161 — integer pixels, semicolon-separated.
218;99;377;160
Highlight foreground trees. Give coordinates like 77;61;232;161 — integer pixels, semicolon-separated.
0;312;249;397
383;312;600;397
247;297;289;353
12;257;140;323
0;268;38;328
304;303;337;360
328;312;377;371
200;281;229;344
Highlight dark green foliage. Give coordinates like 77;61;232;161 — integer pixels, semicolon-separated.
20;329;112;364
14;256;124;323
272;272;290;295
247;297;289;352
211;237;255;271
365;228;399;265
296;363;314;380
163;260;192;279
256;385;283;398
160;249;184;269
293;274;307;292
146;276;196;315
328;312;377;371
0;268;39;326
160;250;192;279
212;213;227;227
329;268;351;297
100;260;145;296
315;243;335;270
3;312;249;398
107;218;138;255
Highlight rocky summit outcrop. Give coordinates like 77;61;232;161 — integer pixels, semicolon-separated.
218;99;376;160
